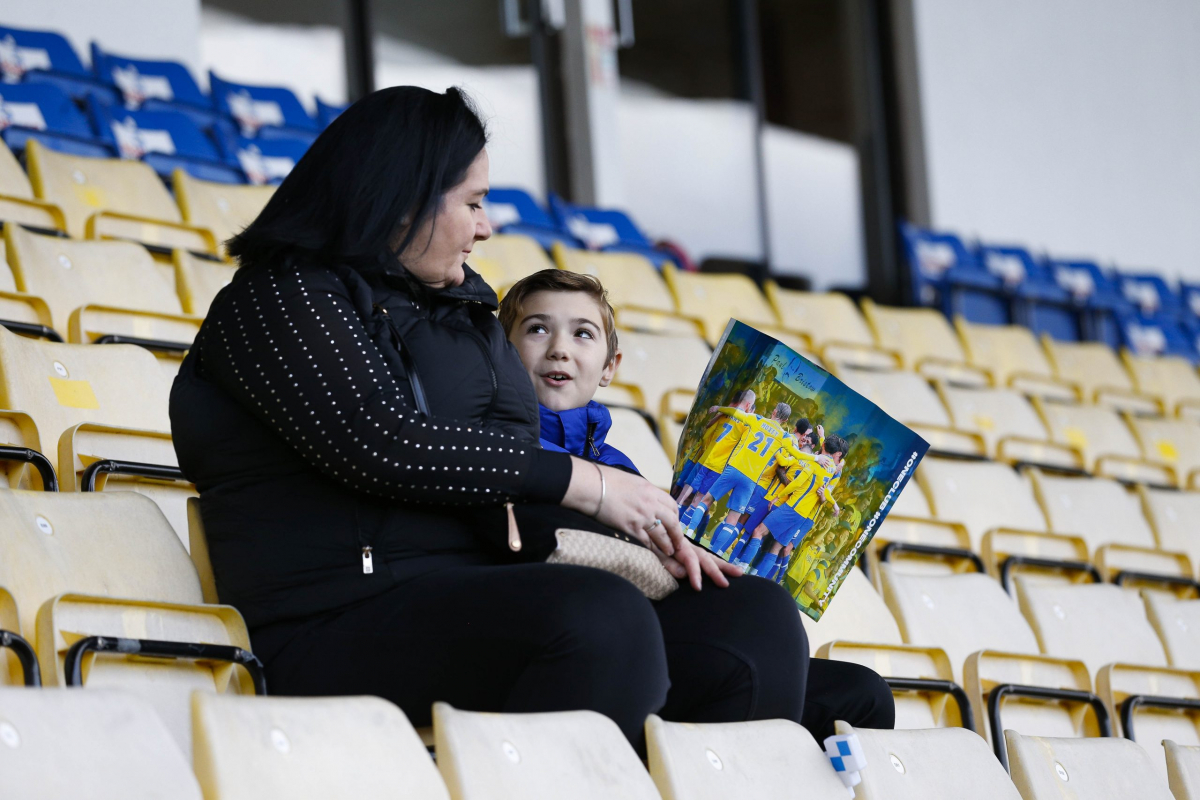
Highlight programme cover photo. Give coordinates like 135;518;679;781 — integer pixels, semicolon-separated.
672;320;929;621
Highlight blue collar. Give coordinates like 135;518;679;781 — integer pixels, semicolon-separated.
538;401;639;474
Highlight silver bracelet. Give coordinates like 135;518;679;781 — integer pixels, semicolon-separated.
592;461;606;517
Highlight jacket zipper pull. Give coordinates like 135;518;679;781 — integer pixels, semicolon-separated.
361;546;374;574
506;502;522;552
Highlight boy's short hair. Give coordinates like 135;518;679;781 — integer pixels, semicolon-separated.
825;434;849;458
498;268;619;365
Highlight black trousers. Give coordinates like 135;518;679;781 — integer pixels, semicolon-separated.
251;562;895;749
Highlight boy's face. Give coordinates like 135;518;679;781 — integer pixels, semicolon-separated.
509;290;621;412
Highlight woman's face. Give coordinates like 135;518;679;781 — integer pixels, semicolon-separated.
400;149;492;289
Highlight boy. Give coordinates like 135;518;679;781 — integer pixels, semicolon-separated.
739;434;848;577
498;269;638;471
684;401;793;555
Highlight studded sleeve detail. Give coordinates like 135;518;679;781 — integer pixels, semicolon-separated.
196;264;572;506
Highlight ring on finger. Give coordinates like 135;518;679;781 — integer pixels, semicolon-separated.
645;518;662;531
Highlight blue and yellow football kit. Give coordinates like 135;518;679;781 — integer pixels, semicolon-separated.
704;407;787;513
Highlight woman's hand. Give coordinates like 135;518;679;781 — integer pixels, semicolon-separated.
562;458;708;589
656;541;743;590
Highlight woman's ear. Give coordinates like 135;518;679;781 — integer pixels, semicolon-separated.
598;347;622;387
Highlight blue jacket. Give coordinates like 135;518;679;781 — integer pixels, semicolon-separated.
539;401;641;475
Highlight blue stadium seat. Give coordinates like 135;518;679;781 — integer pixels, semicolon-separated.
1114;269;1184;322
899;222;1011;321
315;97;347;128
218;135;307;185
1042;258;1130;348
208;72;317;140
897;221;956;309
548;194;671;266
0;82;111;157
1117;312;1199;361
0;25;118;105
977;244;1081;340
89;100;243;184
1180;281;1200;324
89;45;233;136
482;187;581;249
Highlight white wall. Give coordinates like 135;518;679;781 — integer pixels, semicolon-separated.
763;125;865;288
912;0;1200;278
2;0;201;72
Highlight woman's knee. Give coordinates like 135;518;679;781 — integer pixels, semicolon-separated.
543;567;667;671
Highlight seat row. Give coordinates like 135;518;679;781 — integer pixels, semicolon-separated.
15;687;1194;800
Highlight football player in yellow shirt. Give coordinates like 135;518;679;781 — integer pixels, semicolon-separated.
739;435;848;577
685;401;792;554
732;420;818;559
676;390;756;513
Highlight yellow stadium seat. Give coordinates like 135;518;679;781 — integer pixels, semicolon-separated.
173;248;236;317
956;319;1080;401
593;380;646;410
614;328;711;421
1139;486;1200;577
0;491;258;753
1005;732;1175;800
837;724;1024;800
1016;580;1200;772
644;715;848;799
662;263;779;345
172;168;274;257
0;139;66;232
1034;398;1176;485
860;300;990;387
1165;739;1200;800
1124;352;1200;421
192;694;450;800
836;366;986;458
0;326;194;541
604;405;674;491
1042;337;1161;414
468;233;554;295
807;566;964;730
553;243;675;313
1030;472;1195;594
5;223;201;350
1128;415;1200;488
880;566;1099;753
918;457;1093;586
24;140;217;254
1144;595;1200;670
653;388;694;465
938;385;1083;470
0;688;203;799
432;702;661;800
763;284;899;369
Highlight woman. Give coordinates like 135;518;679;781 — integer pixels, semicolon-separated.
170;86;893;747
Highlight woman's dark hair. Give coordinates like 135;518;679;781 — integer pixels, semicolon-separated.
227;86;487;272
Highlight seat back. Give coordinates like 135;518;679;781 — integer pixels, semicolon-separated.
0;688;202;799
614;328;711;418
1016;580;1167;674
90;102;222;164
224;136;308;186
469;233;555;292
91;47;207;109
0;82;95;140
173;169;274;255
939;386;1051;458
764;286;876;348
1031;473;1157;552
1037;401;1144;466
1126;354;1200;413
604;406;673;491
173;248;236;316
5;223;183;332
645;715;847;799
432;702;661;800
839;368;950;428
861;301;967;371
919;458;1046;550
881;566;1040;683
1140;486;1200;571
25;139;183;238
1166;739;1200;800
805;565;903;655
839;724;1022;800
1129;416;1200;482
1005;731;1174;800
663;265;777;344
209;72;317;135
0;25;89;78
192;694;450;800
1043;338;1137;400
1144;595;1200;670
553;244;674;313
958;320;1056;385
